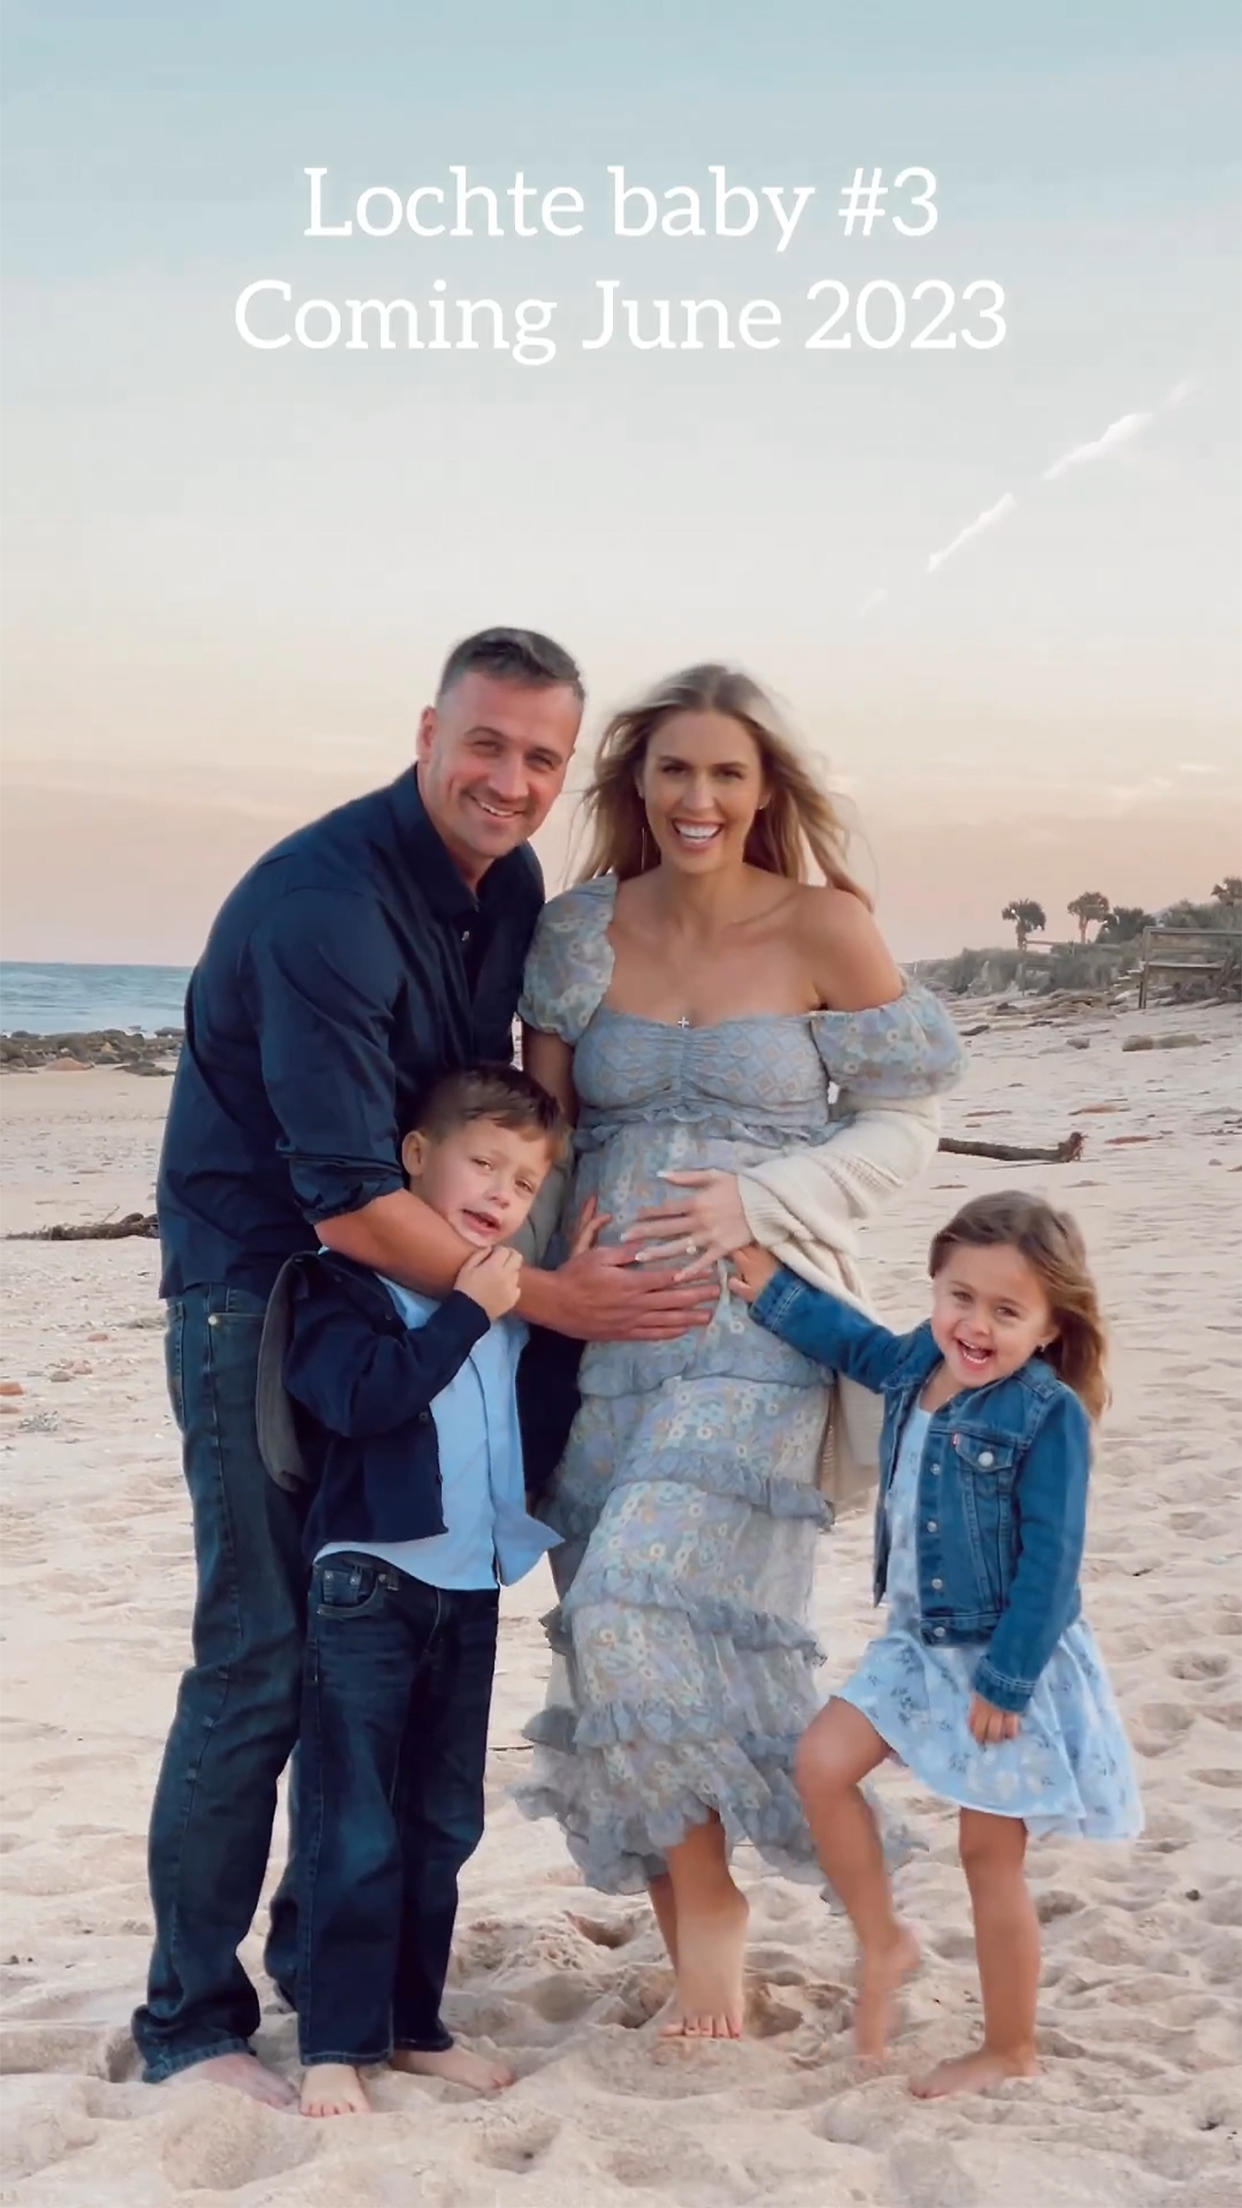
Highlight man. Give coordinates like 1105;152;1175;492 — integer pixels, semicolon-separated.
134;628;715;2102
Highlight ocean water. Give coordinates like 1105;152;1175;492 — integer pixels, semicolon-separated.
0;963;192;1036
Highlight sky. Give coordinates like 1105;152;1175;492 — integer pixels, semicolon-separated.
2;1;1240;963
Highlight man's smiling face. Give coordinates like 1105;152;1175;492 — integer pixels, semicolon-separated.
416;670;581;885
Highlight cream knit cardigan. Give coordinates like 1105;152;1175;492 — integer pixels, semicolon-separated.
737;1090;941;1515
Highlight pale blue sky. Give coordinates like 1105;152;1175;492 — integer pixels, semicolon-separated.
3;2;1239;960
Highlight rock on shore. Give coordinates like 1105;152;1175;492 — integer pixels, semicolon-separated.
0;1029;183;1075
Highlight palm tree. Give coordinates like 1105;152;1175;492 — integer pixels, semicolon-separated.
1001;900;1046;952
1212;876;1242;908
1098;905;1154;943
1067;891;1111;943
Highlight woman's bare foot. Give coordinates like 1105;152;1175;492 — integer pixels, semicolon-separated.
390;2045;514;2093
660;1882;749;2040
171;2052;297;2108
300;2063;370;2117
910;2042;1038;2099
855;1923;921;2063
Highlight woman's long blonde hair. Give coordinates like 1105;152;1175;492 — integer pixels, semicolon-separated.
575;663;868;900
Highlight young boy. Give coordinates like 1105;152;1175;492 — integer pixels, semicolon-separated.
274;1066;570;2118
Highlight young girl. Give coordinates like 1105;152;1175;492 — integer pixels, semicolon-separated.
731;1191;1142;2098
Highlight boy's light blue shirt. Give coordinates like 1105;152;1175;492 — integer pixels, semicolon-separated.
317;1278;561;1590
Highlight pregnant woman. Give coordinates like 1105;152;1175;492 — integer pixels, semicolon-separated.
519;664;962;2039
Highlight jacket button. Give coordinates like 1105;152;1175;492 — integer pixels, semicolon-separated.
934;1626;947;1639
931;1577;944;1591
926;1520;938;1533
979;1449;995;1468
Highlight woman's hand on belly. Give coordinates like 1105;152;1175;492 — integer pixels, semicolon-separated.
619;1168;751;1279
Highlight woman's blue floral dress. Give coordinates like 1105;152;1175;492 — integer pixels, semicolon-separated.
838;1406;1143;1837
517;877;962;1893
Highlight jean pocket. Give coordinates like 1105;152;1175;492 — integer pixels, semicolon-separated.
313;1559;389;1618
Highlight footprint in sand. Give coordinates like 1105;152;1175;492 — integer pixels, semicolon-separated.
473;2113;561;2173
565;1912;640;1951
1034;1889;1086;1925
1168;1650;1230;1681
154;2095;316;2192
527;1973;604;2026
744;1985;805;2039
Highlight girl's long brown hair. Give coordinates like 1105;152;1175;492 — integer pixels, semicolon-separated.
929;1192;1110;1420
576;662;868;899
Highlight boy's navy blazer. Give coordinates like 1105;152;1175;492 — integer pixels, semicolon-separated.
256;1250;578;1557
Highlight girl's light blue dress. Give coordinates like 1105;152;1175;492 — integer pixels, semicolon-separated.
838;1406;1143;1838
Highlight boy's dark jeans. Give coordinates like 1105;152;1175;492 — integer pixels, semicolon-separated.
132;1285;306;2083
298;1554;498;2068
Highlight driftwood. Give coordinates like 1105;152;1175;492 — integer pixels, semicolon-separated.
6;1211;158;1242
939;1132;1085;1164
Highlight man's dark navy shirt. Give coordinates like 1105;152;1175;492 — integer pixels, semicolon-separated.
157;769;544;1300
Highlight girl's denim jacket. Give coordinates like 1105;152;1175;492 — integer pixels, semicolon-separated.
751;1270;1091;1714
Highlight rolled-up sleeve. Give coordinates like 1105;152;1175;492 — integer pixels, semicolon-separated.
243;889;407;1222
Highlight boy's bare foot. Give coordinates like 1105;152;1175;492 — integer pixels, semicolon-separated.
300;2063;370;2117
390;2045;515;2092
855;1923;921;2063
910;2042;1038;2099
660;1882;749;2040
167;2052;296;2108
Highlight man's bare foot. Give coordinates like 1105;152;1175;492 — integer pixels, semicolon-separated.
910;2042;1038;2099
390;2044;514;2093
300;2063;370;2117
172;2051;297;2109
855;1923;921;2063
660;1882;749;2040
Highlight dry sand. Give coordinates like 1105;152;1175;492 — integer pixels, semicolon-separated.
1;1002;1239;2207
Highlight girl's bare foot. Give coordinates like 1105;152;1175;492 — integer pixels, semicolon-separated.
174;2052;297;2108
300;2063;370;2117
660;1882;749;2040
855;1923;921;2063
390;2045;514;2092
911;2042;1038;2099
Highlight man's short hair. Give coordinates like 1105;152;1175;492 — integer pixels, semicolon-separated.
414;1063;568;1158
436;627;585;705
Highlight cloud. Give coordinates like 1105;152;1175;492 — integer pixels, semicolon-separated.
926;493;1017;575
1176;760;1218;776
855;588;888;621
1099;775;1175;814
1042;411;1153;482
1166;376;1197;408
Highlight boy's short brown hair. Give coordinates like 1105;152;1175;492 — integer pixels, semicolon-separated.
414;1063;568;1159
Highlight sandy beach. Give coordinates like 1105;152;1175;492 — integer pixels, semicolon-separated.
1;1000;1239;2207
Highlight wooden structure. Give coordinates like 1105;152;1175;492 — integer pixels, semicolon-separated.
1137;926;1241;1010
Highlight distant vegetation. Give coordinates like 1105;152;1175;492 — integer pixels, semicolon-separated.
999;882;1241;953
918;881;1242;1001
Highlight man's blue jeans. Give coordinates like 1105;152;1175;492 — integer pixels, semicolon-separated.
298;1554;497;2068
131;1284;306;2081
